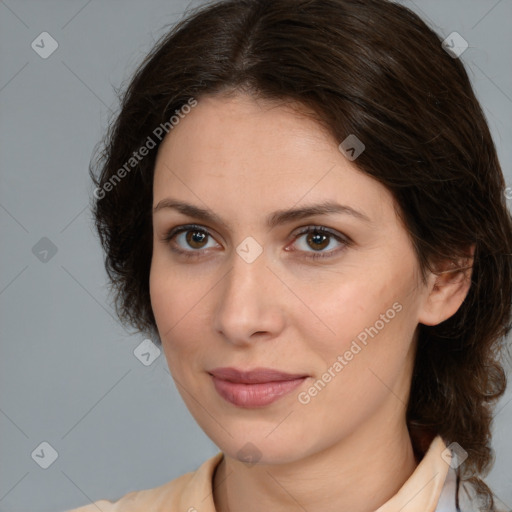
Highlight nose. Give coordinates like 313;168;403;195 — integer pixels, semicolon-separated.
213;246;287;346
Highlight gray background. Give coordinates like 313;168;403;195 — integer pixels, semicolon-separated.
0;1;511;511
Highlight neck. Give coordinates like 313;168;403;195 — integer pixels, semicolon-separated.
213;418;419;512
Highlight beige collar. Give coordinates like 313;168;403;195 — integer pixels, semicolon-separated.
375;435;450;512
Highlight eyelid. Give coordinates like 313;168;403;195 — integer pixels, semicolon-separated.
290;224;350;242
162;223;222;244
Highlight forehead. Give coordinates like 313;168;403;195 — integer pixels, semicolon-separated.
152;92;395;225
156;93;330;164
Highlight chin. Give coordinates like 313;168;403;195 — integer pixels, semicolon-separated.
199;418;319;466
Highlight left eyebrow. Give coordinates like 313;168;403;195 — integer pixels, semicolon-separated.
152;199;372;228
267;201;372;228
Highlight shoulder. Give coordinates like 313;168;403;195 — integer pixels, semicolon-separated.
65;472;195;512
65;452;224;512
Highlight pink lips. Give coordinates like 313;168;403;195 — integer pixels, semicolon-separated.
209;367;308;407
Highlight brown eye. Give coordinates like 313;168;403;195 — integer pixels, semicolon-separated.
163;224;221;257
306;231;330;251
287;225;351;260
185;229;208;249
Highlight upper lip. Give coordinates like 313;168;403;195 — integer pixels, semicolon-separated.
209;367;308;384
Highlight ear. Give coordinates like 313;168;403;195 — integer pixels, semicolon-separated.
417;244;475;326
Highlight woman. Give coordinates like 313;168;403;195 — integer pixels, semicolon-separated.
68;0;512;510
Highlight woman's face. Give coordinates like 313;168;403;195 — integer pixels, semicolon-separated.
150;92;434;464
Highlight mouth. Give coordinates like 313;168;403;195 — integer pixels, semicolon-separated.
208;367;309;408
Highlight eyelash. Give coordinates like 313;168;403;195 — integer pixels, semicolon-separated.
161;223;351;261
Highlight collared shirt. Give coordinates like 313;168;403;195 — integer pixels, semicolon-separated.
66;436;479;511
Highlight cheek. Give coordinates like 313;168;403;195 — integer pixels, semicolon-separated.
150;257;194;342
293;282;416;440
292;270;395;344
295;263;419;373
149;257;214;365
149;259;177;333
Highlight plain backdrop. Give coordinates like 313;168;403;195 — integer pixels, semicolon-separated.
1;1;511;511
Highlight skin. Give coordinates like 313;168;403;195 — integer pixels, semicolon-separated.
149;92;473;512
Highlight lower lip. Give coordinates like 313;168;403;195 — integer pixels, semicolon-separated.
211;376;307;407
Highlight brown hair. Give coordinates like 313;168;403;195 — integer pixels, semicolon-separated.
89;0;512;507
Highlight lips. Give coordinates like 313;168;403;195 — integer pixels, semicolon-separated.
209;367;308;407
